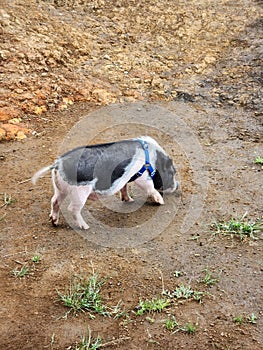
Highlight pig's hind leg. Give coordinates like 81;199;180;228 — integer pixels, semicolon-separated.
50;170;68;226
120;184;134;202
67;186;92;230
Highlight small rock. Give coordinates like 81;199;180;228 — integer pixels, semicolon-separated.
1;123;30;141
0;107;20;122
34;105;47;115
16;130;27;140
92;88;117;104
204;55;217;64
0;127;6;141
8;117;22;124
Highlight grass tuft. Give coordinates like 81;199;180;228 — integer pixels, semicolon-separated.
12;264;30;278
74;331;101;350
233;315;244;324
255;156;263;169
1;193;15;208
181;323;198;334
211;214;262;241
163;284;205;303
247;313;257;324
58;273;108;317
165;316;198;334
32;255;41;263
165;316;179;331
135;298;170;316
233;313;257;325
200;268;219;286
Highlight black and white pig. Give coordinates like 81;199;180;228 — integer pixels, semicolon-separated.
32;136;178;230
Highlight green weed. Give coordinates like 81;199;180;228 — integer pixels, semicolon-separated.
165;316;198;334
1;193;15;207
233;315;244;324
12;264;30;278
74;330;101;350
58;273;108;316
11;255;41;278
135;298;170;316
233;313;257;325
211;214;262;240
200;268;219;286
255;156;263;169
172;284;193;299
180;323;198;334
247;313;257;324
163;284;205;303
165;316;179;331
32;255;41;263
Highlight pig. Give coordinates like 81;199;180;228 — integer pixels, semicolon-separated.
32;136;178;230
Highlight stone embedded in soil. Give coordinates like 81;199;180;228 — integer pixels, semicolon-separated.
91;88;117;104
0;107;20;122
0;123;31;141
0;127;6;140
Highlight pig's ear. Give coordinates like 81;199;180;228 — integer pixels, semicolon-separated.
155;150;168;172
153;169;163;190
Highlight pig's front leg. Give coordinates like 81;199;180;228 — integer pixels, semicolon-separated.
120;184;134;202
134;174;164;205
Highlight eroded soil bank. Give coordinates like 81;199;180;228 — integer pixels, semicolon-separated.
0;1;262;349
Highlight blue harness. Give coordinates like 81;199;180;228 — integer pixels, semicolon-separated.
129;139;156;182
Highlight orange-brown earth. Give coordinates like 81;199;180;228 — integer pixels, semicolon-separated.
0;1;262;349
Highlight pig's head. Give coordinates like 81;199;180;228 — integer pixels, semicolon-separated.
153;150;178;193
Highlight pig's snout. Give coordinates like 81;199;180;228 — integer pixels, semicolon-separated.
166;180;179;194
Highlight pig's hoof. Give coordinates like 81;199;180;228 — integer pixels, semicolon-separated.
80;223;89;230
75;218;89;230
51;219;58;227
50;215;59;227
124;197;134;203
51;219;59;227
153;195;164;205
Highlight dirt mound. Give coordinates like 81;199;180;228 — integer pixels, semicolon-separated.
1;0;262;140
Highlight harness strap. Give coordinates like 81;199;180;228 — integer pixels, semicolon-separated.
129;139;156;182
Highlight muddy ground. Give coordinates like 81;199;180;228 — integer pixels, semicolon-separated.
0;0;262;349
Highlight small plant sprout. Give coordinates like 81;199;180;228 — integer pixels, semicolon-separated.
200;268;219;286
169;284;193;299
74;328;101;350
164;284;205;303
165;317;198;334
193;291;205;303
255;156;263;169
233;313;258;325
247;313;257;324
32;255;41;263
12;264;30;278
233;315;244;324
58;272;109;317
165;316;179;331
211;213;263;241
1;193;15;207
180;323;198;334
135;298;170;316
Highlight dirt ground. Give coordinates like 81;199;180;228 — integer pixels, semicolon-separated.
0;0;262;349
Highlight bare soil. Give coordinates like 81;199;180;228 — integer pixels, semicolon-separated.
0;1;262;349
